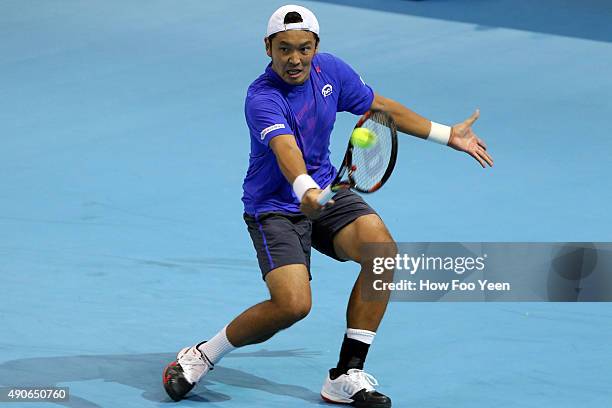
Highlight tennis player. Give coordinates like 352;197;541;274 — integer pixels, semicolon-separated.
164;5;493;407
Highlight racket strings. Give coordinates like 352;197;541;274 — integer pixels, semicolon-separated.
350;112;395;192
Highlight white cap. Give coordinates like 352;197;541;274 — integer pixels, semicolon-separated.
266;5;320;38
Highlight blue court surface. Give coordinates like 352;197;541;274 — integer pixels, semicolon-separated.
1;1;611;407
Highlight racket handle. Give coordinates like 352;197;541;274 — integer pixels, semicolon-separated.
317;185;335;205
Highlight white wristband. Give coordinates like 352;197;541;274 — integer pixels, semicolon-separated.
428;121;452;145
292;174;320;203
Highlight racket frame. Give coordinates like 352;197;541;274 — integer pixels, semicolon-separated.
317;110;398;204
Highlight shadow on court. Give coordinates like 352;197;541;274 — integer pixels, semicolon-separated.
0;349;322;407
310;0;612;43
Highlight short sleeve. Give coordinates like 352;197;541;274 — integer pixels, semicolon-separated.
335;56;375;115
245;94;293;146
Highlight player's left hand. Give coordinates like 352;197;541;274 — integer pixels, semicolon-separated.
448;109;493;168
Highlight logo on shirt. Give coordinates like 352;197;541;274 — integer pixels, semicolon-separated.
260;123;285;140
322;84;333;97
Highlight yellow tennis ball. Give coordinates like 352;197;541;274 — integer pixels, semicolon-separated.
351;127;377;149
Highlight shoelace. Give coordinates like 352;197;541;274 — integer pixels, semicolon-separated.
346;369;379;391
180;347;213;370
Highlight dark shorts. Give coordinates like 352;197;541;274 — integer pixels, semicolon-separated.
244;189;377;280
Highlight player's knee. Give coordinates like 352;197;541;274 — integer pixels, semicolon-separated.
283;297;312;323
273;295;311;326
381;239;398;258
289;304;311;324
358;231;397;264
359;237;397;268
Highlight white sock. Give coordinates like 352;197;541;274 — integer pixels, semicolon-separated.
346;328;376;345
197;326;236;364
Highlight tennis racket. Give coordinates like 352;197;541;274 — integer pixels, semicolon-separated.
318;110;398;204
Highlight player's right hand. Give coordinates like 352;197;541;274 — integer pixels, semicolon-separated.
300;189;334;219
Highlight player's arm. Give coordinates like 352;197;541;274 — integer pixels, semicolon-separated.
370;93;493;168
269;135;329;217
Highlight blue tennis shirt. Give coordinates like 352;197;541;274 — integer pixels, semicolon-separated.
242;52;374;215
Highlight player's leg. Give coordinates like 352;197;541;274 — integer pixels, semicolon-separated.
312;190;395;407
162;264;311;401
334;213;395;333
333;213;395;364
324;214;395;408
163;213;313;401
226;263;311;347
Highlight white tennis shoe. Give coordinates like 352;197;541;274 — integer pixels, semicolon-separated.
176;345;213;383
163;343;214;401
321;368;391;408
